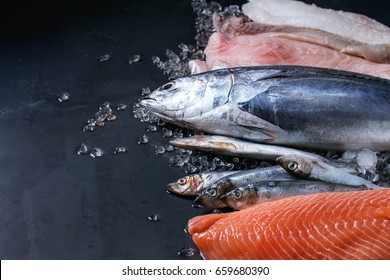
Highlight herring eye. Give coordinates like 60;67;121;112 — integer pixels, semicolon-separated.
206;188;217;197
287;161;298;171
233;189;243;200
178;178;187;185
161;82;173;91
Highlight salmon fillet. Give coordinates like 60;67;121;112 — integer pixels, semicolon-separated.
187;188;390;260
200;32;390;79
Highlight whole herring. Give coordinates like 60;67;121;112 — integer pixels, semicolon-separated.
194;165;294;208
167;170;238;196
221;180;369;210
276;154;381;189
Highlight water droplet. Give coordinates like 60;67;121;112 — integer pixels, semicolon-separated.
147;214;159;222
128;54;141;63
90;147;104;158
77;143;88;155
138;134;149;144
57;92;70;102
99;54;110;62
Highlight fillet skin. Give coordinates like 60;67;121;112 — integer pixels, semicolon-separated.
199;32;390;79
188;188;390;260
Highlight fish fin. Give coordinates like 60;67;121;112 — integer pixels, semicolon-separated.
225;106;289;143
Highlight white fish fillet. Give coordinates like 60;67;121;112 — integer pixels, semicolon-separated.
242;0;390;45
212;14;390;63
196;32;390;79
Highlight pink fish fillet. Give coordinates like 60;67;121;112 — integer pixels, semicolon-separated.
192;32;390;79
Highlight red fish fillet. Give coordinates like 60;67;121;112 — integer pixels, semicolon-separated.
187;188;390;260
197;32;390;79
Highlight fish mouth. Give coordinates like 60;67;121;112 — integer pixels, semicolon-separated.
139;97;157;109
166;182;191;195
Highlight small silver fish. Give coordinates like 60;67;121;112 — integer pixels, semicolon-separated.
221;180;368;210
170;135;360;174
193;165;294;208
276;154;381;189
167;170;238;196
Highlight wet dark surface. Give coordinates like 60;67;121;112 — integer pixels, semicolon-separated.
0;0;389;259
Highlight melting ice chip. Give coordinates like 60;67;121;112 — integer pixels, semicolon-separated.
147;214;159;222
178;246;197;257
90;147;104;158
113;147;127;154
77;143;88;155
99;54;110;62
58;92;70;102
154;145;165;155
138;134;149;144
129;54;141;64
116;104;128;111
162;128;173;138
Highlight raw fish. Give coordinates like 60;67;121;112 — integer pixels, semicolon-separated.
242;0;390;45
188;188;390;259
200;32;390;79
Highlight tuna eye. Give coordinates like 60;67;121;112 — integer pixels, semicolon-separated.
178;178;187;185
161;82;173;91
233;190;243;200
287;161;298;171
206;188;217;198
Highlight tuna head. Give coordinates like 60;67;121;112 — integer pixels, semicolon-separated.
139;71;233;125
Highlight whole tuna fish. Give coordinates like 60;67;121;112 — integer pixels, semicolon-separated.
140;66;390;151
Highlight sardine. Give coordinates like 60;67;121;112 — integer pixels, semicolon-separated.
193;165;294;208
276;154;381;190
166;170;238;196
170;135;360;174
140;66;390;151
221;180;368;210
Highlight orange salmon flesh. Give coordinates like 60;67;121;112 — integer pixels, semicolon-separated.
187;188;390;259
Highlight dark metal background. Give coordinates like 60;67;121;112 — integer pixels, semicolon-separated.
0;0;389;259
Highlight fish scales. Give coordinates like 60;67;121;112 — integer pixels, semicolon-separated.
141;65;390;151
188;188;390;259
222;180;368;210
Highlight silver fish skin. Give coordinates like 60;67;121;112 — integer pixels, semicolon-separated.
170;135;359;174
140;66;390;151
166;170;238;196
221;180;368;210
192;165;294;208
276;154;381;190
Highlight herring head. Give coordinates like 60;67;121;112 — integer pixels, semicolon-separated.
139;70;233;126
276;154;313;178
